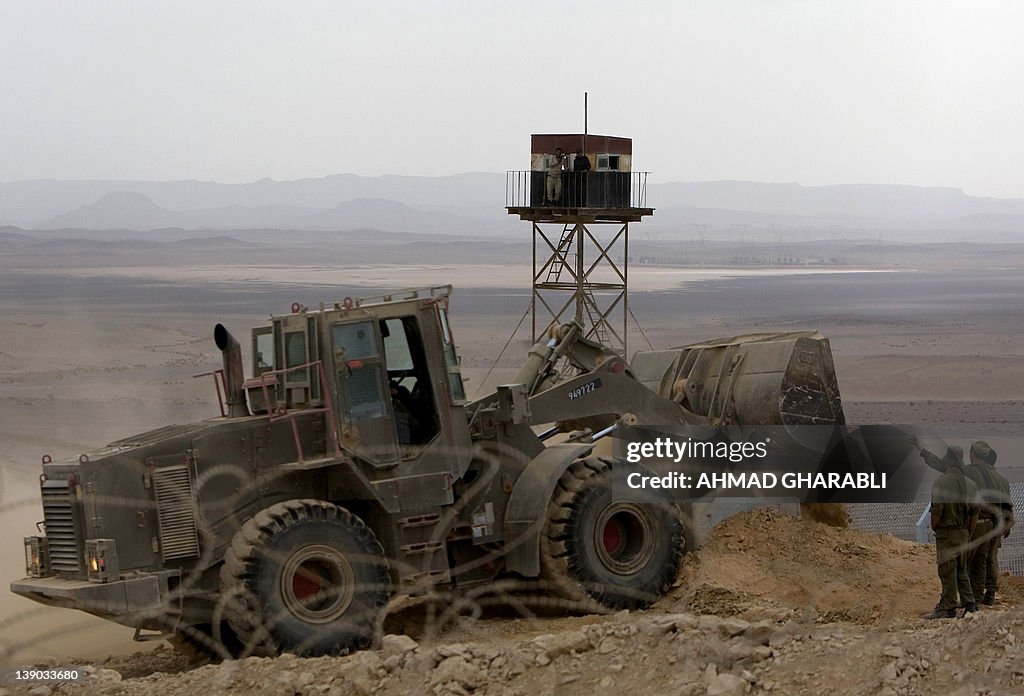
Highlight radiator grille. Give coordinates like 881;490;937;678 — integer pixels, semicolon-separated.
42;481;80;573
152;465;200;561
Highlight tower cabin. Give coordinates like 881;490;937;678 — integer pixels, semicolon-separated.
505;133;653;222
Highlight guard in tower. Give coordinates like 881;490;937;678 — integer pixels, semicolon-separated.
544;147;567;205
573;148;591;206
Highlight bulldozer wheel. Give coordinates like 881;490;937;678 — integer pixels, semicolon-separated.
540;457;684;611
219;499;391;657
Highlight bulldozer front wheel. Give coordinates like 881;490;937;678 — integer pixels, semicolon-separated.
540;457;684;611
220;499;391;657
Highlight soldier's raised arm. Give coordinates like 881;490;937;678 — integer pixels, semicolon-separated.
920;448;946;473
911;434;947;472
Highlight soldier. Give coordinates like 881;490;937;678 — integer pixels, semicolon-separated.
573;148;591;172
912;438;979;618
544;147;567;205
972;442;1014;605
571;148;591;206
958;441;997;604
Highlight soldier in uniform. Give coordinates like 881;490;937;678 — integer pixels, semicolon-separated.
913;439;979;618
971;442;1014;605
571;148;591;206
544;147;567;205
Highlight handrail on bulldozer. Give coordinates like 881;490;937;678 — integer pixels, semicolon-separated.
337;285;453;309
250;359;341;464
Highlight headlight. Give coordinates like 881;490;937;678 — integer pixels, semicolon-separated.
24;536;50;578
85;538;119;583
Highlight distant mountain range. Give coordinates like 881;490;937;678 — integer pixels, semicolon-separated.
38;192;486;235
0;173;508;230
2;173;1023;241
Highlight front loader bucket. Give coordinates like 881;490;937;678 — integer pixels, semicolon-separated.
632;331;845;426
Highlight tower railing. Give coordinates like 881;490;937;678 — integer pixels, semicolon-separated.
506;171;648;209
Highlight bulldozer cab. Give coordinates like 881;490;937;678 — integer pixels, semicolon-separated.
332;315;442;463
251;286;473;476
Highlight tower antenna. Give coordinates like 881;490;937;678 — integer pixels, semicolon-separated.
584;92;588;135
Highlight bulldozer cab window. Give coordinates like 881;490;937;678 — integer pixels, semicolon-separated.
381;317;440;446
437;306;466;404
332;321;388;421
252;328;274;376
284;331;306;383
267;317;320;407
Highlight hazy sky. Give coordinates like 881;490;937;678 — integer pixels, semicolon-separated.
3;1;1023;197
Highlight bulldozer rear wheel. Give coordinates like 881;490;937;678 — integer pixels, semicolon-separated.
540;457;684;611
219;499;391;657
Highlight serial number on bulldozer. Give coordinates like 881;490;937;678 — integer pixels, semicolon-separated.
567;378;602;400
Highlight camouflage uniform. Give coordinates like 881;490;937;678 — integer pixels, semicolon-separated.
969;442;1014;604
922;446;978;615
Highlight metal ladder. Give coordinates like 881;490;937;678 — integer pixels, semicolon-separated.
545;224;575;284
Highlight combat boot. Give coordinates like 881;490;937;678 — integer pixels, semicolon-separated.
962;601;979;614
982;591;996;606
923;605;956;619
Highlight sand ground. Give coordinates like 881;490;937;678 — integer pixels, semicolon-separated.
1;235;1022;666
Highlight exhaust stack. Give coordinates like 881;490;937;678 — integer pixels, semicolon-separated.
214;323;248;417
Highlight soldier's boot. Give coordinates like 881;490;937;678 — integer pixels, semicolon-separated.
923;605;957;620
962;601;979;614
982;591;996;606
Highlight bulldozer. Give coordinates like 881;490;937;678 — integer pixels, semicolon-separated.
12;285;845;658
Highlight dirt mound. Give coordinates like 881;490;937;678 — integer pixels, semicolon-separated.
665;508;938;624
799;502;850;527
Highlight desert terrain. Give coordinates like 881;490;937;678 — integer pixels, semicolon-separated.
1;230;1023;694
